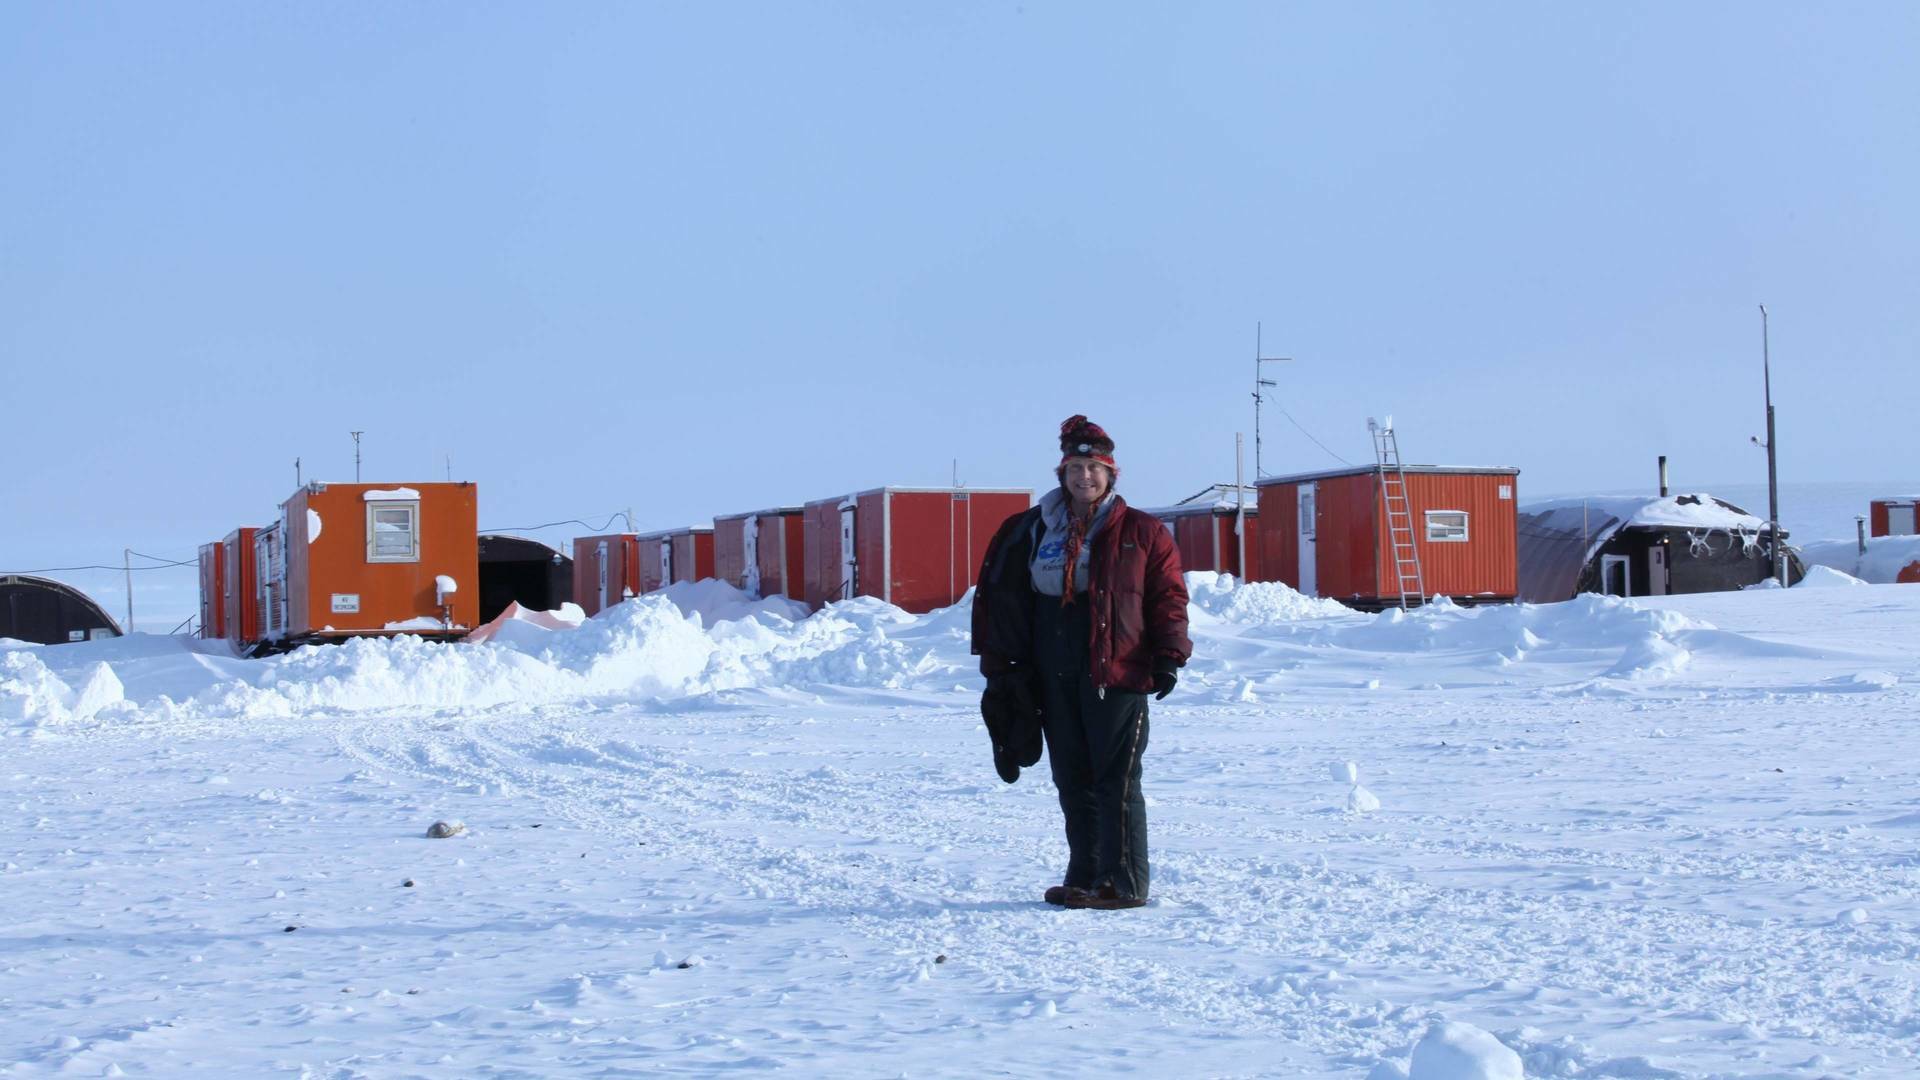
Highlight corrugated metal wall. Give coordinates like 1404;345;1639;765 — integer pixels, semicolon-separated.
1251;484;1300;589
712;518;749;591
1371;473;1518;600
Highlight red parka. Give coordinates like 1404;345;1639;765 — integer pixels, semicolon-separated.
972;496;1192;694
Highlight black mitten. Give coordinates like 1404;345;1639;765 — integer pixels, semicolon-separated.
1151;665;1178;701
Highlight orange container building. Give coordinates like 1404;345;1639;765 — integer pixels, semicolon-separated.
1252;465;1519;608
714;508;806;601
222;526;260;652
197;540;227;639
801;487;1031;613
636;527;715;594
1869;496;1919;537
257;482;479;649
1143;486;1259;578
571;533;641;617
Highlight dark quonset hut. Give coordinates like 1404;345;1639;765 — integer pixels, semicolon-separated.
478;534;573;623
1516;493;1802;602
0;575;122;645
1142;485;1258;578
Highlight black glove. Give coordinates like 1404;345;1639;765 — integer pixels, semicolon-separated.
982;669;1045;783
1151;666;1178;701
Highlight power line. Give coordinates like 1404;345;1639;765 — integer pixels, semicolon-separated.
6;563;190;574
480;512;633;535
128;549;195;566
1278;409;1354;466
6;555;197;574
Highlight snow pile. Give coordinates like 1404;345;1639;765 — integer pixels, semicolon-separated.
1326;593;1708;680
1408;1022;1524;1080
648;578;812;627
1795;565;1867;588
6;573;1788;726
1799;535;1920;584
1186;571;1353;625
2;652;126;731
464;601;587;645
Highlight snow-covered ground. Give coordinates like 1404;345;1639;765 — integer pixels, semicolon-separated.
5;577;1919;1078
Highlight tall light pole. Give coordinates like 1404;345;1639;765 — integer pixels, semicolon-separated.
1759;305;1784;585
1252;323;1291;479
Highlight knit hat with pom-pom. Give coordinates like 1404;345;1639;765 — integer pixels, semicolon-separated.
1057;415;1117;473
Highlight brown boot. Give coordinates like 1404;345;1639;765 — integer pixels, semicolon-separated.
1062;884;1146;910
1043;885;1091;907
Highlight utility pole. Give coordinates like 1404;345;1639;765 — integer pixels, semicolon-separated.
1759;305;1783;585
351;431;363;483
123;548;133;633
1235;433;1247;579
295;456;302;487
1252;323;1292;479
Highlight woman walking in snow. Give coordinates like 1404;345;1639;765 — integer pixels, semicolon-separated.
971;415;1192;910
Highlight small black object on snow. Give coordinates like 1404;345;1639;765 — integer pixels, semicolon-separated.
676;961;692;969
530;823;542;828
283;926;297;933
426;820;465;839
402;879;416;888
934;955;947;964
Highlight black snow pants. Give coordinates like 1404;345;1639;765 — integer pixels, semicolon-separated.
1034;594;1151;900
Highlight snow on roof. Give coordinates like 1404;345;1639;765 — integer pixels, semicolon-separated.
362;487;422;501
1255;464;1519;485
1140;484;1258;516
1521;492;1770;532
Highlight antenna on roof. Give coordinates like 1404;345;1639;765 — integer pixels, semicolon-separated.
295;456;302;488
1253;322;1291;479
351;431;364;483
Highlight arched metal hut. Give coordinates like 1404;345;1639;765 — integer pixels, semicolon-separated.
0;575;123;645
478;534;574;623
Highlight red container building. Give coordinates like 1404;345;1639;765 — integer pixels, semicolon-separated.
801;487;1031;613
197;540;227;639
1869;496;1920;537
1143;486;1259;578
222;526;260;652
636;527;715;594
257;482;479;650
714;508;806;601
572;533;640;617
1252;466;1519;608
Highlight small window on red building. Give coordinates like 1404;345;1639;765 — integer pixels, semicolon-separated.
1425;510;1469;543
367;502;421;562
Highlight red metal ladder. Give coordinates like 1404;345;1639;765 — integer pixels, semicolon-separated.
1369;418;1426;609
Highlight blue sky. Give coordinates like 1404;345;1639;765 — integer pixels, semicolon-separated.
3;3;1917;625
